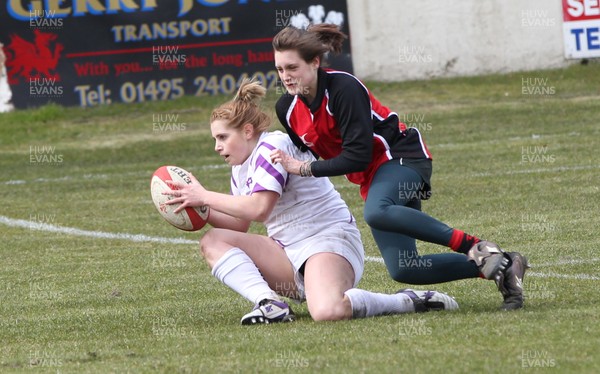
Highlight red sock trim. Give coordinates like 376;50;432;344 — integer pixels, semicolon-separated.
448;229;464;251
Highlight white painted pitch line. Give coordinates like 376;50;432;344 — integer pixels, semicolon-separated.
0;214;385;260
527;271;600;281
360;257;600;271
2;164;230;185
0;215;197;245
3;163;598;186
471;164;600;177
1;215;596;281
533;258;600;267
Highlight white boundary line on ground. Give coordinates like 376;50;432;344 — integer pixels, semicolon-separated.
2;164;230;185
2;163;597;185
533;258;600;267
2;215;597;281
527;271;600;281
472;164;600;177
0;215;195;245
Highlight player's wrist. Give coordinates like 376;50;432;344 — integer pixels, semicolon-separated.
299;161;313;177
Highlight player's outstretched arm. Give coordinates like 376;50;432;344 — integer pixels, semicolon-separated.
205;209;251;233
164;172;279;223
201;190;279;223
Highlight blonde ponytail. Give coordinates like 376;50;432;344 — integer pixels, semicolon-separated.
210;79;271;133
234;79;267;104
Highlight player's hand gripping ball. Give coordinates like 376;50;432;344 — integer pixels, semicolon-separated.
150;166;209;231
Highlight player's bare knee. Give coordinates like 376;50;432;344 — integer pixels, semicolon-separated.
308;300;349;322
310;307;345;322
199;229;222;266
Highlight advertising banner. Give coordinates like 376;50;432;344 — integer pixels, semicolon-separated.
1;0;352;109
562;0;600;59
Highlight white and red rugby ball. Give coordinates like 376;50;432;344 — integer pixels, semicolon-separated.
150;165;209;231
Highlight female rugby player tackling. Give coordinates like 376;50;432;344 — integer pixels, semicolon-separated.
269;25;529;310
164;80;458;324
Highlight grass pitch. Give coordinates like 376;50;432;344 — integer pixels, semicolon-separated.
1;63;599;373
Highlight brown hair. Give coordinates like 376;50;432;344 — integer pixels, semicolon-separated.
272;24;347;64
210;79;270;133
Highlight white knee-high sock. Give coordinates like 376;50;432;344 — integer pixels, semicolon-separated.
211;247;279;304
344;288;415;318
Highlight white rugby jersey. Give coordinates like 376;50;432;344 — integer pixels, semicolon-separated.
231;131;354;247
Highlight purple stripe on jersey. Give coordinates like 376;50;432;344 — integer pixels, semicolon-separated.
231;176;238;189
251;182;282;195
254;154;285;188
273;238;286;249
257;141;276;151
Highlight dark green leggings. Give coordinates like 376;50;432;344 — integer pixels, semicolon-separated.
364;160;480;284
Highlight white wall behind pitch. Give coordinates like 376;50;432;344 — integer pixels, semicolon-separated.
346;0;572;81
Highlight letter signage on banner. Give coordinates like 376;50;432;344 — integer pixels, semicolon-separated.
0;1;352;109
562;0;600;58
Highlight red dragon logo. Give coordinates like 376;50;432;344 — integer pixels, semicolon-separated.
4;29;63;85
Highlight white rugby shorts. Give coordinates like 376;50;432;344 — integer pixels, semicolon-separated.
283;221;365;301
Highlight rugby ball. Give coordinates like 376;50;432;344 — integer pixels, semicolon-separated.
150;165;209;231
